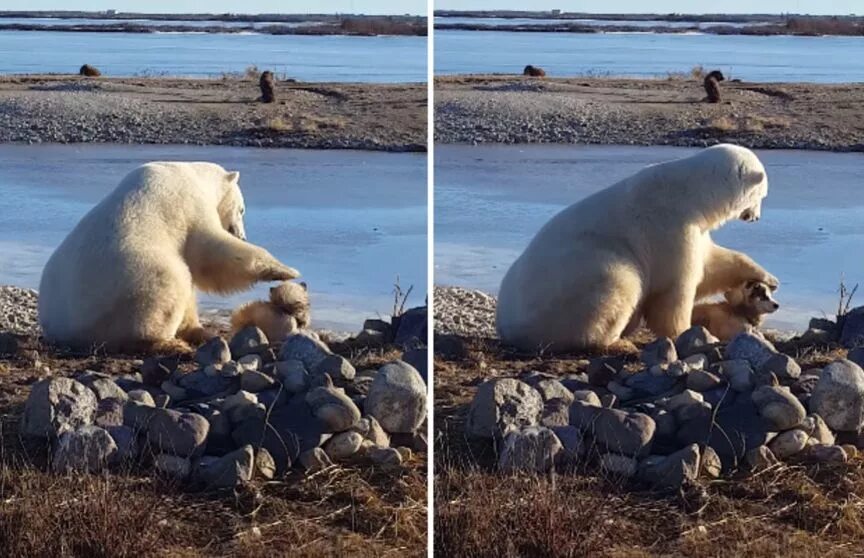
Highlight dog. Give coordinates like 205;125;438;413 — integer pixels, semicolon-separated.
230;281;310;342
692;280;778;341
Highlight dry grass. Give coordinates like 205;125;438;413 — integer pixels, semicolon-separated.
263;114;347;135
708;115;792;134
0;337;427;557
434;333;864;557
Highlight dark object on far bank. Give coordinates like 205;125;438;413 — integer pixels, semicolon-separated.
523;65;546;77
259;70;276;103
79;64;101;77
704;70;725;103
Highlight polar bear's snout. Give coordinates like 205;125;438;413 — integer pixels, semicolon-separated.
228;222;246;241
739;206;760;222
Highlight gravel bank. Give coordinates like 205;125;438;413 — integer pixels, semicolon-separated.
435;76;864;152
0;286;38;335
434;286;497;338
0;76;426;152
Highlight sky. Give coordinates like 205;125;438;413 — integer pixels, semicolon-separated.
0;1;425;16
434;1;860;14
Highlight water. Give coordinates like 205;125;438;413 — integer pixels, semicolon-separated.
0;31;427;82
435;17;761;28
0;17;325;28
436;30;864;83
0;144;427;332
435;144;864;332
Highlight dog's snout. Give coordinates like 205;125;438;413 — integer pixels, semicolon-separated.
772;302;779;310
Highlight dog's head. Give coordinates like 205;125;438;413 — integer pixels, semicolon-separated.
725;280;779;314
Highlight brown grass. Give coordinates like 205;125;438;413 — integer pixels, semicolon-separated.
0;337;427;557
263;114;347;134
434;333;864;557
708;115;791;134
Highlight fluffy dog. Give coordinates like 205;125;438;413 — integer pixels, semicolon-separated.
230;281;310;342
692;280;779;341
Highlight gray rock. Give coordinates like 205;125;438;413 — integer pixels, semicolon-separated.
666;389;704;412
237;354;262;372
352;416;390;448
127;390;155;407
402;348;428;382
675;326;719;357
570;404;655;456
365;360;427;434
160;381;188;402
142;357;173;387
726;332;777;369
275;360;308;393
368;447;403;467
639;444;700;489
145;408;209;456
52;425;117;473
94;398;125;428
534;379;574;404
701;446;722;478
255;448;277;479
686;370;724;392
810;359;864;432
571;390;601;407
768;428;809;458
847;347;864;369
229;326;269;359
153;454;191;479
840;306;864;348
312;354;356;383
607;381;636;402
306;387;361;432
298;447;333;472
751;386;806;431
805;444;848;463
222;390;259;417
20;377;97;438
598;453;638;477
105;425;137;463
324;431;364;460
758;354;801;381
194;445;254;489
123;400;156;431
802;414;835;445
240;370;276;393
87;378;128;402
683;354;708;372
715;360;755;392
651;409;677;439
278;331;332;370
551;425;586;463
195;337;231;367
466;378;543;438
498;426;562;473
393;306;427;348
641;337;677;367
587;357;622;386
746;445;779;470
177;369;233;398
625;370;678;397
540;399;571;427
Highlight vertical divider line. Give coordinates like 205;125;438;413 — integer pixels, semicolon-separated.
426;1;435;556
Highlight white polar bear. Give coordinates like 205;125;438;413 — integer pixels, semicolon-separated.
495;144;778;352
38;162;299;352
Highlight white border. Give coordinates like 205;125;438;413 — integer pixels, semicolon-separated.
426;0;435;554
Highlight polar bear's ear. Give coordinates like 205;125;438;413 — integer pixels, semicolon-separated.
226;171;240;184
741;170;765;186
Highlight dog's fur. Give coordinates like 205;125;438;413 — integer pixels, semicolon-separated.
692;280;778;341
703;70;725;103
523;65;546;77
230;281;310;342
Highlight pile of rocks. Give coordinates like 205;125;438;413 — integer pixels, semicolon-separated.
19;325;427;489
466;324;864;489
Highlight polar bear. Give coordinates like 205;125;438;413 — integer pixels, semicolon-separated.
38;162;299;352
496;144;778;352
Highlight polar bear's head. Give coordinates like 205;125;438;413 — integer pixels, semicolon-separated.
217;170;247;241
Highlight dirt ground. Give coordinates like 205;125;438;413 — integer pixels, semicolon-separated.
0;75;427;152
0;332;427;557
433;330;864;557
435;75;864;151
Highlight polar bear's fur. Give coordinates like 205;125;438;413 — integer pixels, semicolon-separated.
230;281;310;342
496;144;778;352
38;162;300;352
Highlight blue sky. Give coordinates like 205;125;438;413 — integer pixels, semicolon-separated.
1;1;425;15
435;1;859;14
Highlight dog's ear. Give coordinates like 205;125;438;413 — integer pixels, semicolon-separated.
744;280;759;290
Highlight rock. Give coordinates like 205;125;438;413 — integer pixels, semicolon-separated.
498;426;562;474
600;394;617;408
240;370;276;393
0;332;20;356
229;327;269;359
683;354;708;372
145;408;209;456
570;404;655;456
393;306;427;348
686;370;724;392
540;399;571;427
365;361;427;433
746;445;779;470
751;386;806;431
802;414;835;445
598;453;638;477
571;390;602;407
222;390;259;416
805;444;848;463
625;370;677;397
726;333;777;369
715;360;754;392
85;378;128;402
94;398;125;427
651;409;677;439
363;318;393;339
306;386;361;432
325;431;364;460
551;425;586;464
587;357;622;386
127;390;155;407
298;448;333;472
312;354;356;383
142;357;173;386
194;445;254;489
195;337;231;367
666;389;704;412
20;377;97;438
677;395;770;468
153;454;191;479
52;425;117;473
255;448;277;479
840;307;864;348
606;381;636;402
123;400;156;431
768;428;809;458
369;447;403;467
758;354;801;381
534;379;574;404
701;446;722;478
177;369;233;397
810;359;864;432
675;326;719;357
402;348;428;382
353;416;390;447
466;378;542;438
275;360;308;393
160;381;188;402
847;347;864;369
675;400;713;424
238;354;262;372
793;374;820;397
105;425;137;463
641;337;677;367
639;444;700;489
279;331;332;370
